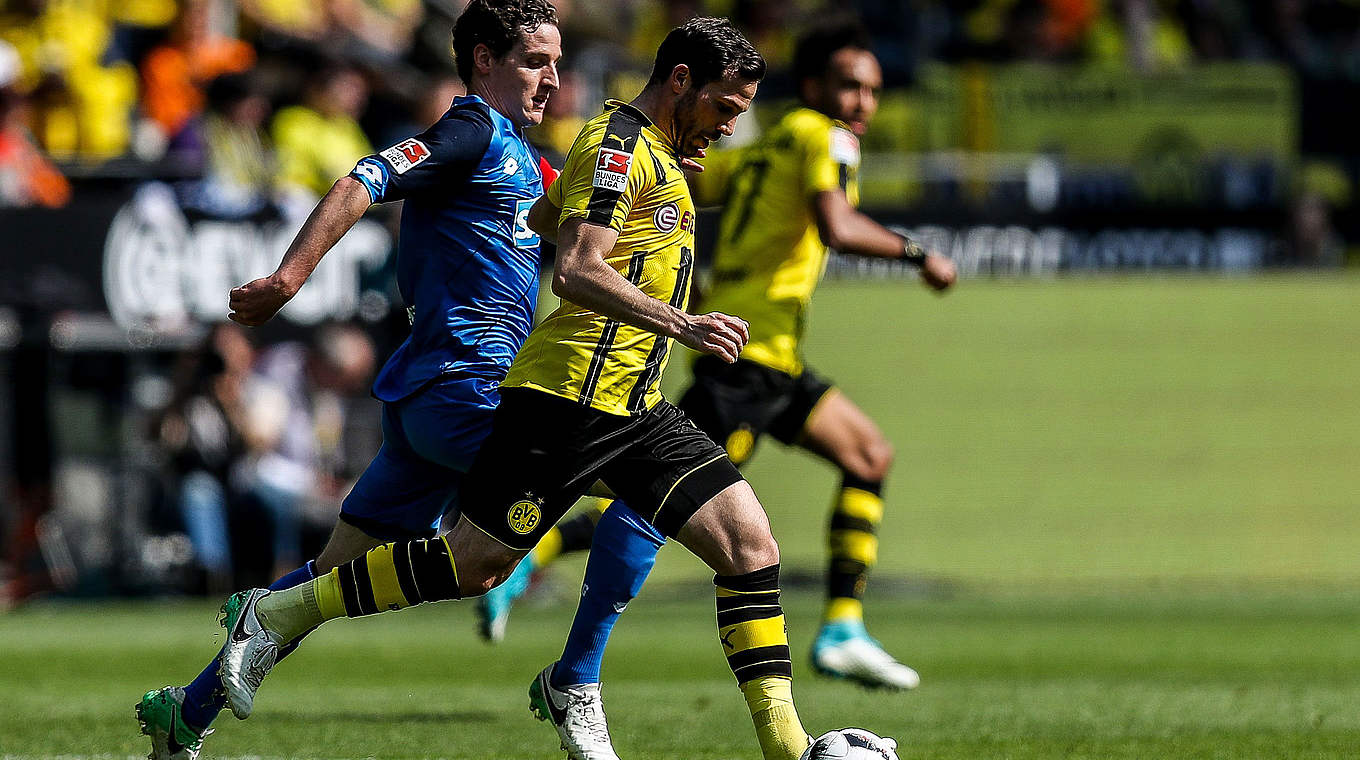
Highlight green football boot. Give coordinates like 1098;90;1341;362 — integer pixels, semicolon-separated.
135;686;211;760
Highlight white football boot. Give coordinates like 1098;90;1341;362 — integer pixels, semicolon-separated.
217;588;284;719
528;663;621;760
811;620;921;690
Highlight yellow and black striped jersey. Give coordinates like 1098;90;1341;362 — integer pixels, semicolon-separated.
701;107;861;376
503;100;697;416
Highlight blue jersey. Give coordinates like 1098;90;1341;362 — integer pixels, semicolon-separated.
349;95;545;403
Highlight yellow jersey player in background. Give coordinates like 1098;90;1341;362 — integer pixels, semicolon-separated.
686;21;955;689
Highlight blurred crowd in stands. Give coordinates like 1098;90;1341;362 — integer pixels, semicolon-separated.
3;1;1360;596
1;0;1359;210
146;321;378;593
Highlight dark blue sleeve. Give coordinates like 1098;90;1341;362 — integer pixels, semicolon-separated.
349;105;495;204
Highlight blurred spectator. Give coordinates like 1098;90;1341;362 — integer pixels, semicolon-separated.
140;0;255;153
177;73;277;216
240;324;375;580
629;0;706;69
1088;0;1194;71
106;0;180;68
852;0;927;86
416;75;468;127
1291;190;1344;266
271;64;372;198
154;323;255;593
0;0;138;159
239;0;331;57
368;73;465;150
0;40;70;207
531;68;584;163
331;0;425;65
731;0;796;73
1291;160;1350;266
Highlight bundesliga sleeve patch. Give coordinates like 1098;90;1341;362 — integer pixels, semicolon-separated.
829;127;861;167
592;147;632;192
380;138;432;174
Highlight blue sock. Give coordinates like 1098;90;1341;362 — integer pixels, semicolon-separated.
180;560;317;730
551;503;664;688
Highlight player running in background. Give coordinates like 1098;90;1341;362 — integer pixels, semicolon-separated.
514;25;957;757
685;20;956;689
212;18;832;760
135;2;561;757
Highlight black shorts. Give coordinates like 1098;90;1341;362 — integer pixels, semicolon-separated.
677;356;834;466
460;388;744;550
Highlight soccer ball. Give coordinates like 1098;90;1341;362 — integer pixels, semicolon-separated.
800;728;900;760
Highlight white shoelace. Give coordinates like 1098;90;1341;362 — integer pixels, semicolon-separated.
565;694;613;747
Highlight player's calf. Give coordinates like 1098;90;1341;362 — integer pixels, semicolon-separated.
676;484;810;760
715;564;811;760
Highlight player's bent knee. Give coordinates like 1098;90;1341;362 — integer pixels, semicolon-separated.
866;439;894;480
457;559;513;598
846;437;893;483
727;530;780;575
447;544;524;598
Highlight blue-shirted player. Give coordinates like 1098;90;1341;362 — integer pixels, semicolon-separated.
135;2;561;757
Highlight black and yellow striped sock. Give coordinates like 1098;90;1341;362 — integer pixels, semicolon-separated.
257;538;461;643
825;475;883;624
716;565;809;760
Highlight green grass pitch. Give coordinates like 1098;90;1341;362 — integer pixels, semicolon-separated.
3;275;1358;759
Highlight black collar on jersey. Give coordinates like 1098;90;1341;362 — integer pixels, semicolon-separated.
605;99;655;127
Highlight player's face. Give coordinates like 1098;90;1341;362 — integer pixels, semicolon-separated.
485;23;562;127
674;75;758;158
817;48;881;135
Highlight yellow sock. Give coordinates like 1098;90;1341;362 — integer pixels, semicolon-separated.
716;566;806;760
825;483;882;625
740;676;811;760
313;567;348;620
823;597;863;624
259;537;462;642
256;583;325;644
529;526;563;567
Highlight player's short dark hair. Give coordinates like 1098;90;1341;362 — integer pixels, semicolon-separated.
792;21;872;85
452;0;559;85
646;17;766;90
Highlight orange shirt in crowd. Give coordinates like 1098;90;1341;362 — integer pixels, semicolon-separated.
142;38;255;137
0;129;71;208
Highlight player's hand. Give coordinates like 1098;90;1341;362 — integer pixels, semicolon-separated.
679;311;748;363
678;156;705;173
228;273;298;326
920;254;956;292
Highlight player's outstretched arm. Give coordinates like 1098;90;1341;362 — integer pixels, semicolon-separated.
812;188;956;292
553;217;749;362
228;176;372;325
